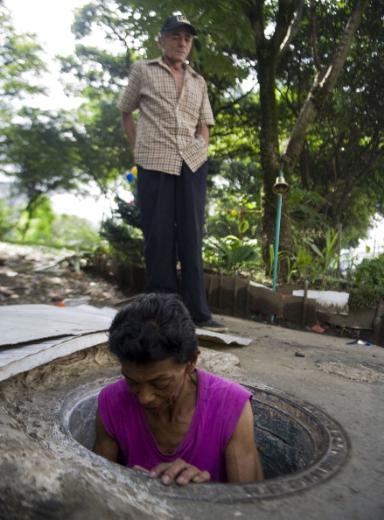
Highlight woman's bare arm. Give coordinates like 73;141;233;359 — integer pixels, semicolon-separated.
225;400;264;483
94;409;119;462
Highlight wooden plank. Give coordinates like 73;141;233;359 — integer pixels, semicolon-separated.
283;295;317;326
317;308;375;330
373;301;384;346
232;276;238;316
219;273;224;309
248;284;283;317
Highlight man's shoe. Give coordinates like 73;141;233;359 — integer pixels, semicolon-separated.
195;319;228;333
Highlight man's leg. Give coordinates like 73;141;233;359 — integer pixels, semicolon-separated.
175;161;211;323
137;167;177;293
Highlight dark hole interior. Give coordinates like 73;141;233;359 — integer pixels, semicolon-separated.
68;384;327;480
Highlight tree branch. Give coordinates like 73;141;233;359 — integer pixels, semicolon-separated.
216;86;256;113
309;0;321;73
282;0;369;174
277;0;304;57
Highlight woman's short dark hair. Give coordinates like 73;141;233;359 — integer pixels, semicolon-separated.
108;293;198;364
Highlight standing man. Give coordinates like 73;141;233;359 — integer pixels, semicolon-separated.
118;14;226;331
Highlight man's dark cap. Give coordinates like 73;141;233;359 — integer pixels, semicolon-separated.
160;15;197;36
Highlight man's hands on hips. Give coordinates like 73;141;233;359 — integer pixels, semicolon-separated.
133;459;210;486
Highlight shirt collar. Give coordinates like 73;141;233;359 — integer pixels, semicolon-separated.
148;57;199;78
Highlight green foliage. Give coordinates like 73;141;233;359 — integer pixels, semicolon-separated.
113;196;141;229
17;194;55;243
280;1;384;246
349;286;384;311
0;198;15;240
348;254;384;310
50;214;101;250
2;110;81;200
354;254;384;287
58;44;130;95
58;42;134;191
71;0;252;85
72;100;132;190
7;194;100;250
101;218;143;264
288;187;328;233
284;229;340;285
203;235;260;275
306;229;340;275
206;160;262;240
285;246;313;282
100;196;143;264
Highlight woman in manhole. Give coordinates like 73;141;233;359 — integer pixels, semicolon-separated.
95;293;264;485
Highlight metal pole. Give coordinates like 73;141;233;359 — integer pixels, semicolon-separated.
272;193;283;292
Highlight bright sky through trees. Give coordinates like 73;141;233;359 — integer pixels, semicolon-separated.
5;0;122;226
6;0;87;110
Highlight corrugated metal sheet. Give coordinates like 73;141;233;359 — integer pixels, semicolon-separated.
0;304;116;347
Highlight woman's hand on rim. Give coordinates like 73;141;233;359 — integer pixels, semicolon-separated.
147;459;210;486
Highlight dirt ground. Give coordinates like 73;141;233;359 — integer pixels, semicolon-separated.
0;242;127;307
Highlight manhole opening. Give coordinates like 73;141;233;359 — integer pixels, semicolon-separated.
65;382;349;500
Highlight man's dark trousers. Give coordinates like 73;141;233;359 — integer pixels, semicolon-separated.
137;161;211;323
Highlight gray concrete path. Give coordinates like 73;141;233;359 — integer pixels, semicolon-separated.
202;315;384;520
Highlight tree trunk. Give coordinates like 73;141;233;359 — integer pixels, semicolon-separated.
251;0;304;278
22;194;40;239
257;47;281;269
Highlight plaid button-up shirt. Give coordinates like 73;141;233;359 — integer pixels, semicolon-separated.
118;58;215;175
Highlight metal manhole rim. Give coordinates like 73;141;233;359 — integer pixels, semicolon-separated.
59;378;350;503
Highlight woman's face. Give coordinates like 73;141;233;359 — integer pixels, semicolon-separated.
121;357;195;412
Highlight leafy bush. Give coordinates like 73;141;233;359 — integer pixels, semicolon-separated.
16;195;55;243
349;286;384;310
203;235;261;275
0;199;16;240
284;229;340;285
50;214;101;250
101;218;143;264
349;254;384;309
4;195;101;251
100;196;144;265
354;254;384;287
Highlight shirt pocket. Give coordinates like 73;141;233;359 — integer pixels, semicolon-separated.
180;83;203;119
143;70;177;117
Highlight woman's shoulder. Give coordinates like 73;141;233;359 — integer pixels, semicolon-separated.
198;369;251;400
197;369;252;446
99;378;130;405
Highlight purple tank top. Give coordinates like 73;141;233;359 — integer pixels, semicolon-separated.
98;369;252;482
